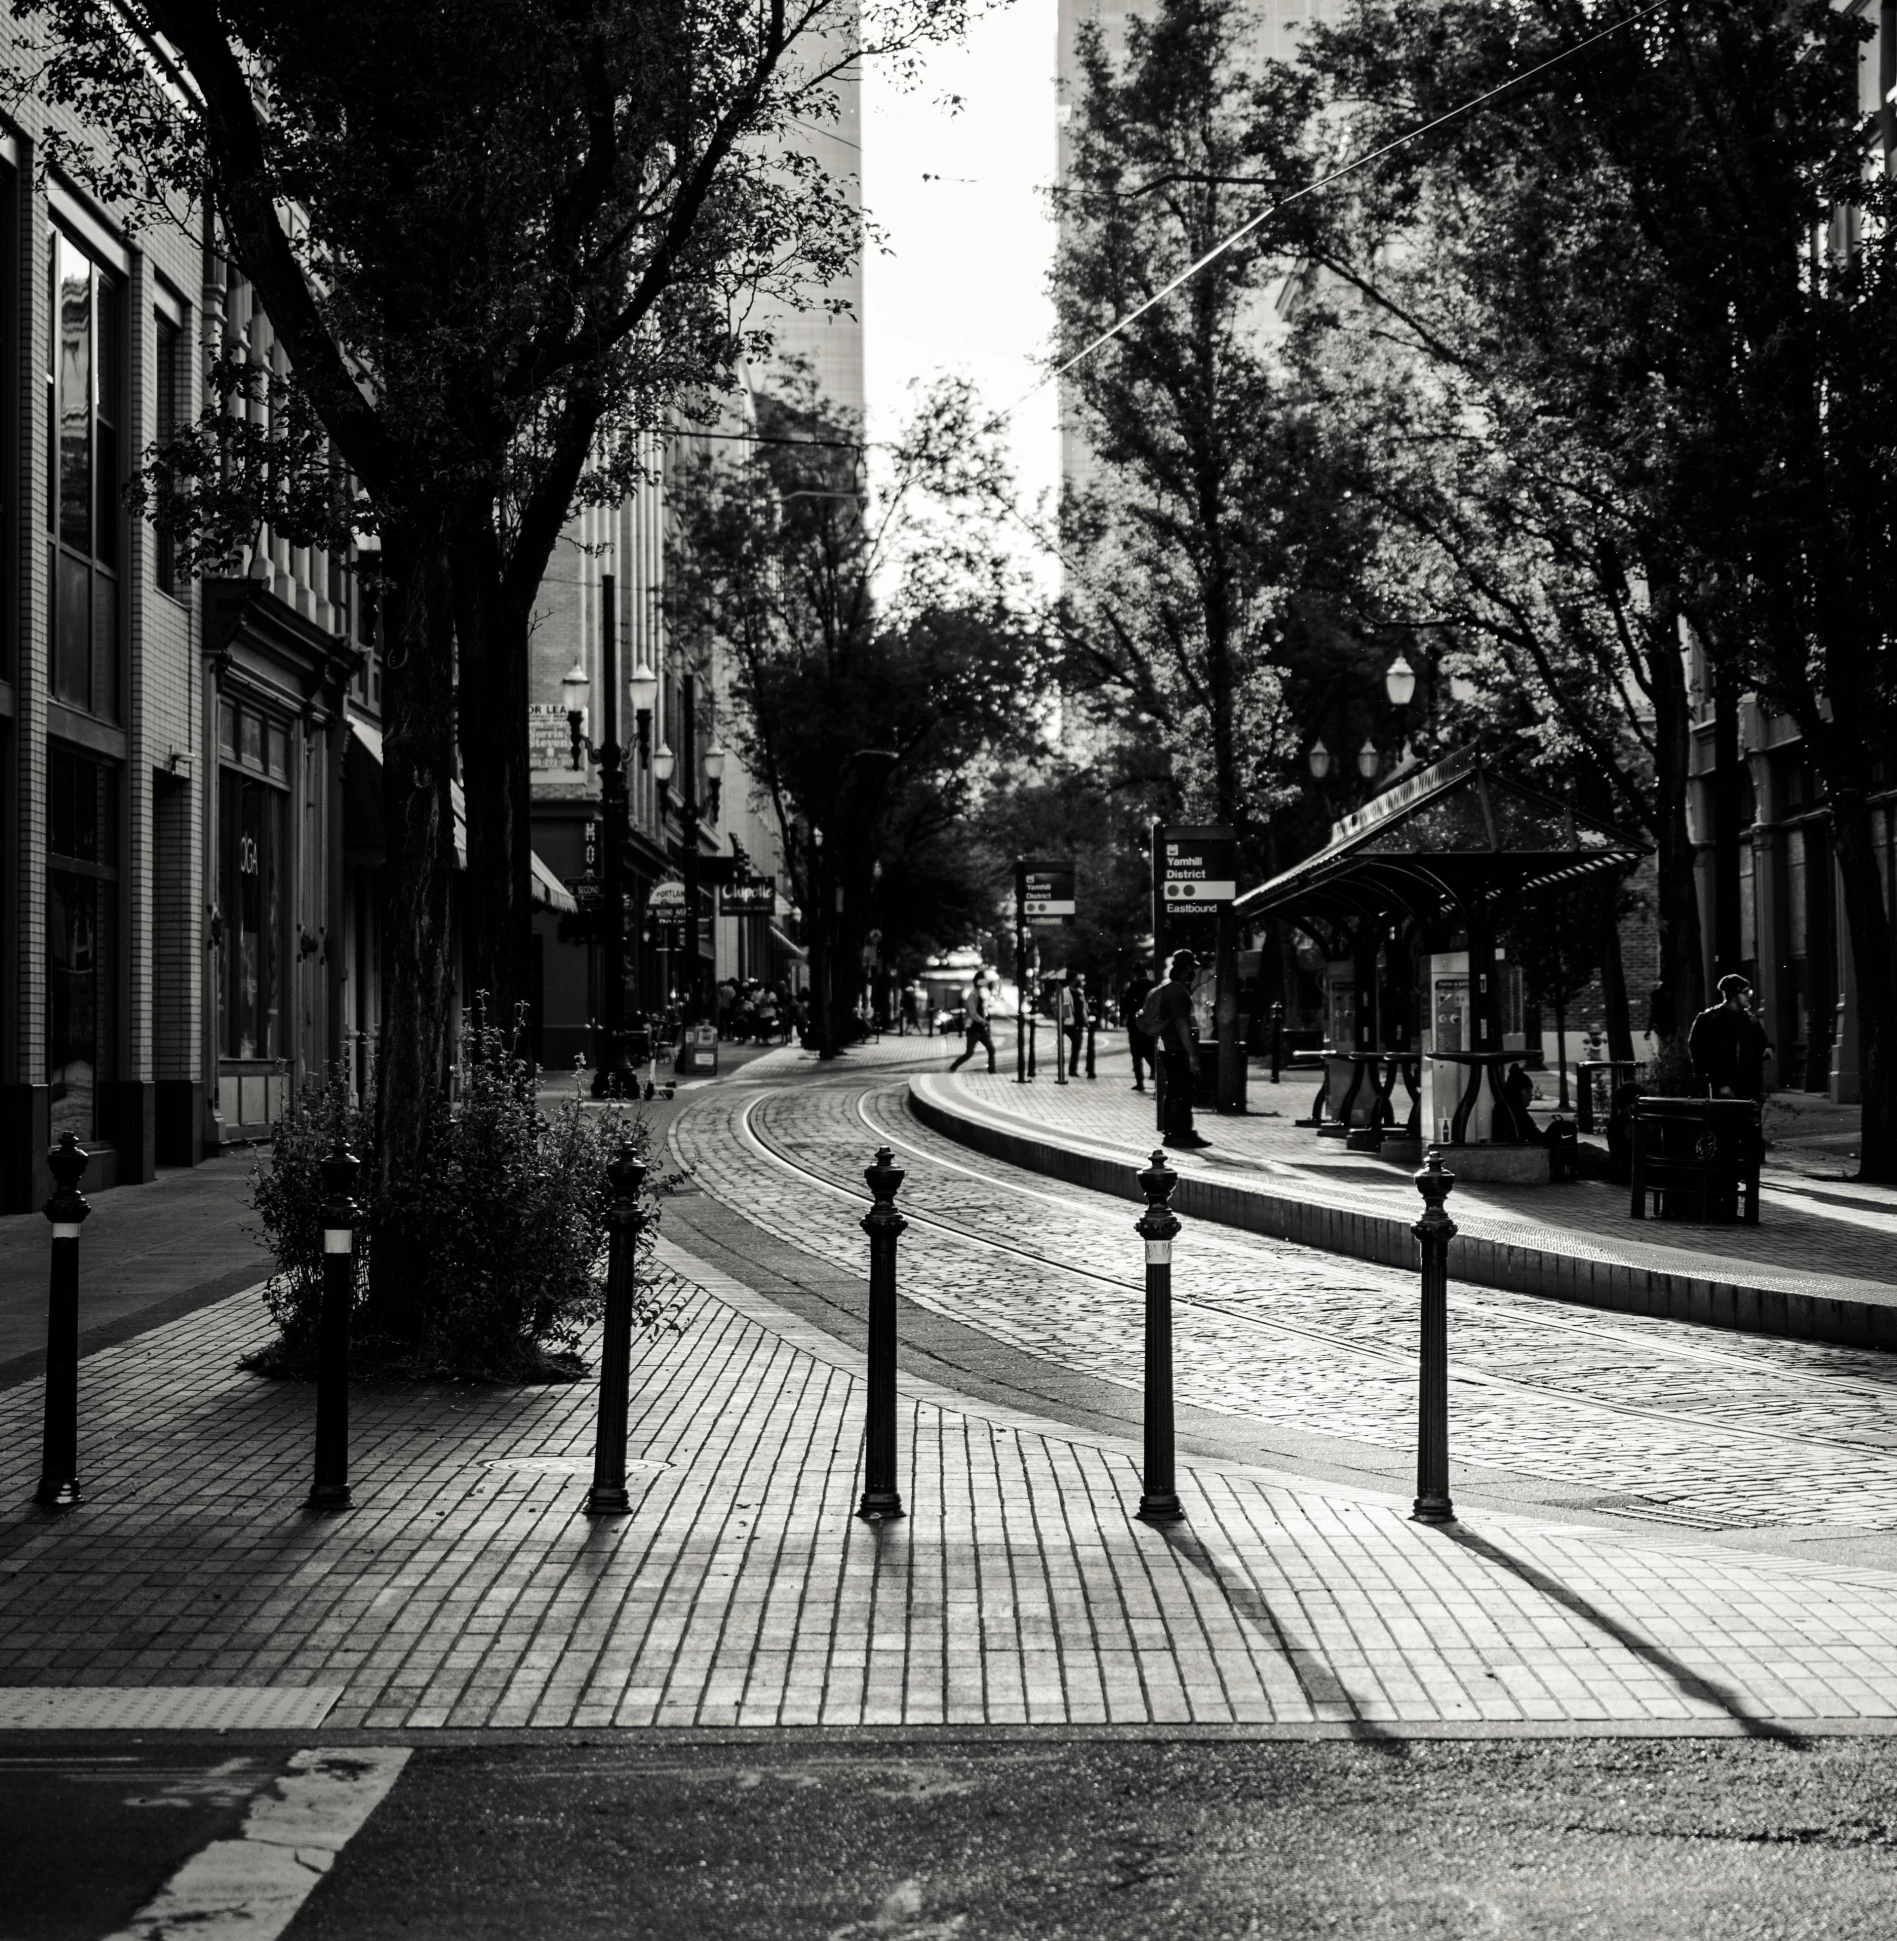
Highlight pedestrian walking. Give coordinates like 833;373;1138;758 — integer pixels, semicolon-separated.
1122;969;1157;1094
1064;970;1088;1073
1153;951;1210;1150
949;973;997;1074
1688;974;1774;1101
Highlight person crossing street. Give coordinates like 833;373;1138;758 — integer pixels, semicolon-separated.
949;972;998;1074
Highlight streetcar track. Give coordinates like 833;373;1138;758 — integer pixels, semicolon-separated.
715;1086;1897;1469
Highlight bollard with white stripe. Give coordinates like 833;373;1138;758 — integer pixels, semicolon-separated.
1135;1149;1184;1524
36;1132;91;1509
1412;1145;1458;1525
308;1145;361;1513
856;1147;907;1521
586;1144;649;1516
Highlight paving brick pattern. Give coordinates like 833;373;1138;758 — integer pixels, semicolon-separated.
10;1243;1897;1729
667;1078;1897;1532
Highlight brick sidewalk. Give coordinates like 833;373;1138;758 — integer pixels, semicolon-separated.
8;1227;1897;1730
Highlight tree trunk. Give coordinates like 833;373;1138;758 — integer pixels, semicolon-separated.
1827;789;1895;1182
1599;898;1635;1064
369;518;461;1339
453;519;534;1035
1644;574;1705;1083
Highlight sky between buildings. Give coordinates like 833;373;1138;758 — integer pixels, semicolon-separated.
862;0;1062;591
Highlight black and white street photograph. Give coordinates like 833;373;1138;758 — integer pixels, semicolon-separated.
5;0;1897;1933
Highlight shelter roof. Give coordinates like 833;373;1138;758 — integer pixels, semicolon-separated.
1235;748;1646;926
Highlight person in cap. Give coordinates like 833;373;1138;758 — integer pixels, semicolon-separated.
1155;949;1210;1149
1687;973;1774;1101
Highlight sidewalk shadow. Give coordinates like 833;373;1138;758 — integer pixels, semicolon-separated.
1431;1522;1809;1746
1158;1523;1401;1746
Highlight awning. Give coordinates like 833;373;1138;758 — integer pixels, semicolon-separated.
769;922;809;963
347;716;576;915
1236;747;1647;927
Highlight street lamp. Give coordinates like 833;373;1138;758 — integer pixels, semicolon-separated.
703;738;727;822
1357;738;1380;782
652;740;675;785
561;615;638;1097
1384;652;1417;707
561;660;590;771
1308;738;1332;780
629;657;659;768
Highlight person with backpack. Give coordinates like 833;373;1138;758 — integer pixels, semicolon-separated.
1150;950;1210;1150
949;973;997;1074
1122;970;1157;1093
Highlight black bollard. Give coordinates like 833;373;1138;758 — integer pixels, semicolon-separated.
1055;985;1068;1086
1412;1145;1458;1524
1135;1149;1184;1523
857;1146;907;1521
586;1144;649;1516
308;1144;361;1512
36;1132;91;1510
1085;1003;1097;1080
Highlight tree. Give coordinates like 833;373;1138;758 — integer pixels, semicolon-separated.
8;0;973;1306
667;373;1047;1055
1309;0;1897;1176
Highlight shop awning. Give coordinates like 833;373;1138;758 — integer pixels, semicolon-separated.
347;716;576;915
769;922;809;963
1236;748;1646;927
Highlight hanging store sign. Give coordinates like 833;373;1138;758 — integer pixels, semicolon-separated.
721;874;777;916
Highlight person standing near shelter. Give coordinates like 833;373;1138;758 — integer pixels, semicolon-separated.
949;972;997;1074
1154;950;1210;1149
1688;974;1774;1100
1122;969;1157;1093
1063;970;1089;1073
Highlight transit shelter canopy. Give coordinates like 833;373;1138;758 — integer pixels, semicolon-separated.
1235;748;1647;926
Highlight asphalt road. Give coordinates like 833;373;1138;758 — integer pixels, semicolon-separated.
260;1733;1897;1940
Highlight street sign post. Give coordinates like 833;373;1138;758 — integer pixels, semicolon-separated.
1022;863;1076;929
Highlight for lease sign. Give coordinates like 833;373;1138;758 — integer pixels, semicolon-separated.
1157;825;1237;905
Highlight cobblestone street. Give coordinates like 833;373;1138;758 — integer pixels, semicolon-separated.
674;1065;1897;1539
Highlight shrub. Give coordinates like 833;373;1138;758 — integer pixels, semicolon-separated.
246;1012;679;1382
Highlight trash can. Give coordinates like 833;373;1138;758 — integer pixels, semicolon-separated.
1629;1097;1761;1223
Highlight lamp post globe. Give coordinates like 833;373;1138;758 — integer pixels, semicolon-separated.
1384;652;1417;707
652;741;675;785
628;658;659;719
561;658;590;716
1357;738;1380;781
702;743;727;784
1308;738;1332;780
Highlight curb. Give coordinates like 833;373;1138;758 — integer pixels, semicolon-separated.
908;1075;1897;1354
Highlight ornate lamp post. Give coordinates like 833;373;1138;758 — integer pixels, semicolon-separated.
562;595;639;1099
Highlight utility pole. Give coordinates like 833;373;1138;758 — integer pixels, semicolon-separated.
681;669;703;1024
592;573;635;1097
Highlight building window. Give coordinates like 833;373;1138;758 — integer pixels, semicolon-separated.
46;228;122;720
154;310;182;594
47;746;120;1140
218;699;290;1059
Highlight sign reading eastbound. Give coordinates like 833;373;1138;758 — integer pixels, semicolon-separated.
1156;825;1238;911
1019;861;1077;927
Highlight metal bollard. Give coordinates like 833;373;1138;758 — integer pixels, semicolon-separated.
1135;1149;1184;1523
308;1144;361;1512
1412;1145;1457;1525
1055;985;1068;1085
1085;1005;1097;1080
856;1146;907;1521
36;1132;91;1510
586;1144;650;1516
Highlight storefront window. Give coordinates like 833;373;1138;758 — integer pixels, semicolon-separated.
47;747;119;1140
219;701;289;1058
45;229;122;720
